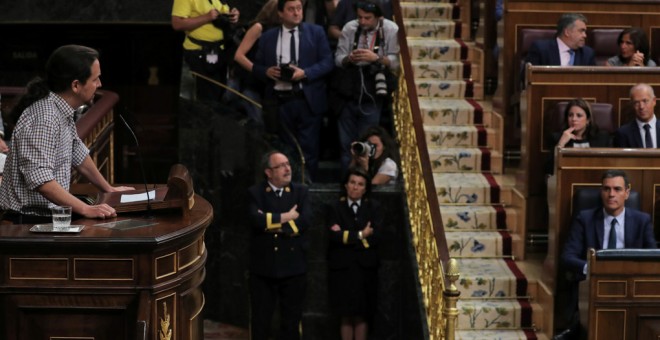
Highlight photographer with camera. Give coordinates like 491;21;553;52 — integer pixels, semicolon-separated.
350;126;399;185
171;0;240;107
333;0;399;172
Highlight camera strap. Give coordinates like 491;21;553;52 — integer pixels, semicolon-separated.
352;22;383;55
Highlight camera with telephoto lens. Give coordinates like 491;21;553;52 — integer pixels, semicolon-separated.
352;141;376;158
279;63;295;82
374;72;387;96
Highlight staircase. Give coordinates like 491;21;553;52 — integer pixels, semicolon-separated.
399;0;549;338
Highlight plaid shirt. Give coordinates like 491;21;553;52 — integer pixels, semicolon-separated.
0;92;89;216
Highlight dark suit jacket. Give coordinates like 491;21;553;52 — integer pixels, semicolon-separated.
613;119;660;148
326;196;382;270
247;180;312;278
562;207;657;280
253;23;334;116
545;130;612;174
525;38;596;66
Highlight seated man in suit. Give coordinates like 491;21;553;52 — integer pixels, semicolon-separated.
563;169;657;279
525;13;596;67
613;83;658;148
560;169;657;338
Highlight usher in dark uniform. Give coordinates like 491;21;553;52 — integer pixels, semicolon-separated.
247;180;311;340
326;195;381;324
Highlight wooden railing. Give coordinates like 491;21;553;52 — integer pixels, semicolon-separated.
391;1;456;338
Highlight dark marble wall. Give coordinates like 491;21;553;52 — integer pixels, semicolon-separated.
178;99;426;339
178;97;426;338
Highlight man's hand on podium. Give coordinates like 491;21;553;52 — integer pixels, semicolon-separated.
108;185;136;192
81;203;118;219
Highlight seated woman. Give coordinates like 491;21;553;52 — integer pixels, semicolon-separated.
546;98;611;175
349;126;399;185
606;27;656;67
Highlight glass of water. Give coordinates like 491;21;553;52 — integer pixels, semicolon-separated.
51;206;72;229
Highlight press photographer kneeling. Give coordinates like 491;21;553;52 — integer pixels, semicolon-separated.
349;126;399;186
333;0;400;172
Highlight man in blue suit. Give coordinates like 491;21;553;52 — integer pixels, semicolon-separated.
559;169;657;339
563;169;657;279
525;13;596;67
613;83;659;148
253;0;334;181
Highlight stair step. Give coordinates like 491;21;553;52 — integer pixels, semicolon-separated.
411;60;468;81
413;79;469;98
423;125;497;148
456;258;526;298
403;19;458;39
400;2;456;20
440;205;505;231
433;173;500;204
407;38;465;62
446;231;511;258
419;98;498;126
427;147;501;173
457;299;533;330
456;329;538;340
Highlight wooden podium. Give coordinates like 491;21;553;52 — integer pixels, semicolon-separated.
0;166;212;340
94;163;196;217
579;249;660;340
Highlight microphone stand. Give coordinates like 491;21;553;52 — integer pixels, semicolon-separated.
119;114;153;219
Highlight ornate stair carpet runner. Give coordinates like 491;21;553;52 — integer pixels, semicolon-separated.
401;0;538;339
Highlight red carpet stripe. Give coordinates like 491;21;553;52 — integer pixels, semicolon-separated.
465;78;474;98
454;21;462;38
451;4;460;19
524;329;538;340
479;147;490;171
476;125;486;147
494;204;506;229
482;172;500;203
518;299;533;328
498;230;512;256
466;99;483;124
462;60;471;79
455;38;468;60
505;259;528;297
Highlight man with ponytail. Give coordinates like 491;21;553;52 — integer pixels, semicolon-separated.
0;45;133;224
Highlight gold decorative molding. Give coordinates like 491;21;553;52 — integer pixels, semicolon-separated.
159;302;172;340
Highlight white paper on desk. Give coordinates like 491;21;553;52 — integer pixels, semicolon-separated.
120;190;156;203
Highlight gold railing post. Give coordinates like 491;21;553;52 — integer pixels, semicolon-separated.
443;258;460;340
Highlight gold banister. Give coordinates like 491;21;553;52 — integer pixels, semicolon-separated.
390;0;459;338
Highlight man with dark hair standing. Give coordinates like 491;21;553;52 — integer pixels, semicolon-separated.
613;83;659;148
0;45;133;224
334;0;399;171
247;150;312;340
253;0;334;181
525;13;596;67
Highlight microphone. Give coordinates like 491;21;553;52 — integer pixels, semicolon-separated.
119;113;152;218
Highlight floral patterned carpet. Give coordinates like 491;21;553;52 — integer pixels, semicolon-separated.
403;0;537;338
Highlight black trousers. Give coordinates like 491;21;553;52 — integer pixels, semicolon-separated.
249;273;306;340
183;49;227;106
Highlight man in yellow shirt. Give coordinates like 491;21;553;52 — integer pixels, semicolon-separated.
172;0;240;107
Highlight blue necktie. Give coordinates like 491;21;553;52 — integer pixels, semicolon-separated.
568;50;575;66
608;219;617;249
